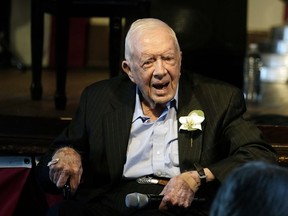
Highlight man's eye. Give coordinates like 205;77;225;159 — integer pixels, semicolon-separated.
163;56;173;61
163;56;177;64
142;60;153;67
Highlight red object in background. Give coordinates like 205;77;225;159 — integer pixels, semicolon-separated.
283;0;288;22
49;17;89;68
0;167;63;216
0;168;31;216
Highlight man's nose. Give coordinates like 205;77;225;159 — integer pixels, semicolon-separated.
153;60;166;77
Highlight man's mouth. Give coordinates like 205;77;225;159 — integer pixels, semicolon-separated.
152;82;169;90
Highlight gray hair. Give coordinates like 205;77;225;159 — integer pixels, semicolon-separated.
124;18;180;61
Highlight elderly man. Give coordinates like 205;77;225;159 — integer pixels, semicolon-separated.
36;18;277;216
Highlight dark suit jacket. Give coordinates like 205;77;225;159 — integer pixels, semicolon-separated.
36;70;277;212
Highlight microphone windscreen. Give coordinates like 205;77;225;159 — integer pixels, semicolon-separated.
125;192;148;208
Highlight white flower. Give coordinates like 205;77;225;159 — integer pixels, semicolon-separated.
179;110;205;131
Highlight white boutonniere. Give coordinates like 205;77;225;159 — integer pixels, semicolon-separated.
179;110;205;146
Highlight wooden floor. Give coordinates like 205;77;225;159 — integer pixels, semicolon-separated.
0;67;110;118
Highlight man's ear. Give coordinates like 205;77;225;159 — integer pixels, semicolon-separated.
122;60;135;82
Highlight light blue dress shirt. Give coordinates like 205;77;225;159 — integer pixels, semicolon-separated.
123;86;180;178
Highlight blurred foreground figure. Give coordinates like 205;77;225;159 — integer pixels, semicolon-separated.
210;161;288;216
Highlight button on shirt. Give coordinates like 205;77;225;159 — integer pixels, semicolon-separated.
123;87;180;179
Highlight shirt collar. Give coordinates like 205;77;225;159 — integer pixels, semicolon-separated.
132;85;179;123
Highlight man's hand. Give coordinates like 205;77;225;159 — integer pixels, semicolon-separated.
48;147;83;195
159;171;200;210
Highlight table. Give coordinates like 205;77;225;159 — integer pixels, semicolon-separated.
245;81;288;124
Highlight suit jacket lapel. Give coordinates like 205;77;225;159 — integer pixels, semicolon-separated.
103;81;136;181
177;74;205;172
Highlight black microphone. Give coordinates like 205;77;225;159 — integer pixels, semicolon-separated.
125;192;163;209
125;192;207;209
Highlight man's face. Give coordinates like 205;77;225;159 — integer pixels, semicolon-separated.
123;27;182;107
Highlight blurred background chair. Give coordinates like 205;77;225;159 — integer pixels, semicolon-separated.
30;0;150;110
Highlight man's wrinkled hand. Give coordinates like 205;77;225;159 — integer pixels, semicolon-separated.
48;147;83;195
159;171;200;210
